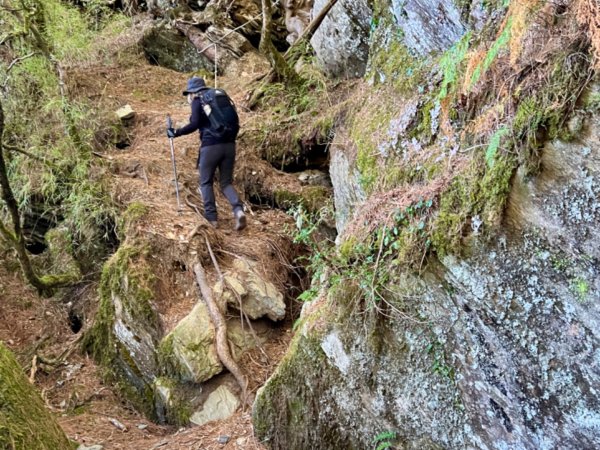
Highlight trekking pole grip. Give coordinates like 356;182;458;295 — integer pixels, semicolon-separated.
166;114;173;130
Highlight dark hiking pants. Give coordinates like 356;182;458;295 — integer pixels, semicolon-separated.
198;142;243;221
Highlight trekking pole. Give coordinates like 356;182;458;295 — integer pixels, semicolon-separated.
166;114;182;214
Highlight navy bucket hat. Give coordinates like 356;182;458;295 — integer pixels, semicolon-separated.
182;77;206;96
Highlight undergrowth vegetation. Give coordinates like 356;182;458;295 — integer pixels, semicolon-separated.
0;0;130;275
244;51;341;170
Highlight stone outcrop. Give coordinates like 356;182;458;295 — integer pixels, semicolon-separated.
282;0;313;44
253;0;600;446
84;229;287;425
159;302;221;384
310;0;372;78
255;111;600;448
141;25;215;73
329;142;365;235
390;0;466;56
216;258;286;322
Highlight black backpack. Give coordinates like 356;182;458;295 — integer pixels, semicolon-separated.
198;88;240;140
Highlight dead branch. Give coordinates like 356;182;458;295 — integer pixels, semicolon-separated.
2;52;36;91
205;235;224;281
4;143;57;167
284;0;339;60
174;22;219;65
193;261;249;406
29;355;38;383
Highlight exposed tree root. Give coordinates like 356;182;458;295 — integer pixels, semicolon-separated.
192;260;249;407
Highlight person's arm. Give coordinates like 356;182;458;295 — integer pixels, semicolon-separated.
174;98;207;137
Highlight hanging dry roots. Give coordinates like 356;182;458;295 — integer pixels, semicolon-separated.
192;261;249;406
577;0;600;69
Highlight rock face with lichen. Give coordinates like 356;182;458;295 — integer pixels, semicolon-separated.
390;0;466;56
254;0;600;448
310;0;373;78
255;109;600;449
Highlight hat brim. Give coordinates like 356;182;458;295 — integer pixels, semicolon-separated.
182;88;204;96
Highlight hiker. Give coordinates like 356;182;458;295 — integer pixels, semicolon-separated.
167;77;246;231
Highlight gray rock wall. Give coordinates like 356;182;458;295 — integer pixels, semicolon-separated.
310;0;373;78
254;98;600;449
390;0;466;55
329;142;366;235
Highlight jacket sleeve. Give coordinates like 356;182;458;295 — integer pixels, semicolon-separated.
175;99;208;137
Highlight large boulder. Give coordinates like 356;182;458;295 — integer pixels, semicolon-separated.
253;105;600;449
82;244;162;417
141;24;214;73
216;258;286;321
310;0;373;78
158;302;221;384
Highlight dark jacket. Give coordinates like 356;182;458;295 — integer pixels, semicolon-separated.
174;97;235;147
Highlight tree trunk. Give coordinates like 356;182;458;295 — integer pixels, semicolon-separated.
259;0;297;84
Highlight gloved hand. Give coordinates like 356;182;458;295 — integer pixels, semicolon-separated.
167;127;176;138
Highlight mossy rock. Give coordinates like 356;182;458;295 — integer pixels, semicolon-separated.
0;343;72;449
158;302;221;384
141;25;213;73
274;185;332;214
44;227;82;282
82;243;160;418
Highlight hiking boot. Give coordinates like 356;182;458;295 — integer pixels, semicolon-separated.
234;210;246;231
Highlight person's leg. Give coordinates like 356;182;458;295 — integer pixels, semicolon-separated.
218;143;246;230
218;143;243;213
199;145;220;222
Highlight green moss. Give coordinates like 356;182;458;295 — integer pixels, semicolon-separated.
0;342;71;449
153;377;193;426
157;334;186;380
582;91;600;112
274;186;331;214
571;277;590;302
352;97;397;193
368;34;426;94
253;330;328;442
431;151;516;256
81;243;158;416
511;50;591;173
118;201;149;239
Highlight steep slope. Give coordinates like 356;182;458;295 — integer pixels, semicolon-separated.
253;0;600;448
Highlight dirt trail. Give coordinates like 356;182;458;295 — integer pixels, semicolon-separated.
0;57;299;449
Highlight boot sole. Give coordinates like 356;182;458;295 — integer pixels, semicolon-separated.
235;214;247;231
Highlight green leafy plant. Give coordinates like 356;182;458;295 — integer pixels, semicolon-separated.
485;126;510;168
426;338;455;380
438;32;472;100
470;18;513;87
373;430;398;450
